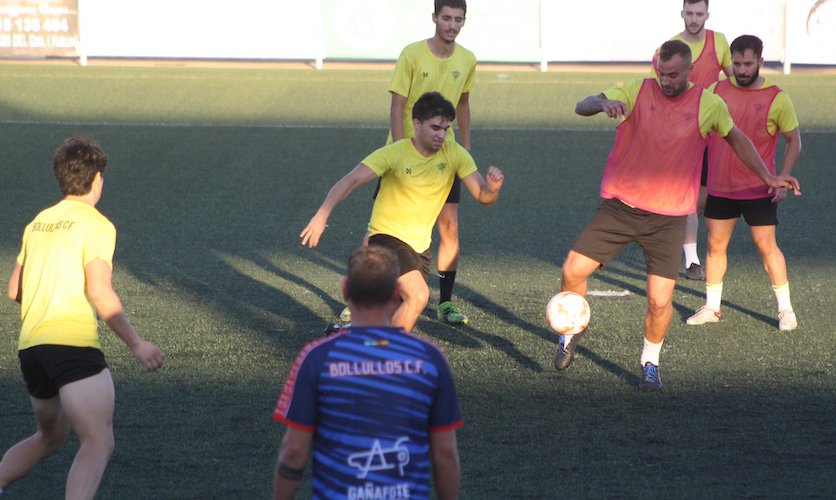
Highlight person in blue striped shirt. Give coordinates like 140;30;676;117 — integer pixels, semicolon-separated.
272;246;462;499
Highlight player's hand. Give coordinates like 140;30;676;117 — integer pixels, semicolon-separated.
602;100;628;119
300;214;328;248
770;187;787;203
131;340;164;372
769;175;801;196
486;165;504;192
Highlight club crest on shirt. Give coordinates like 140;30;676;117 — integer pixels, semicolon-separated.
436;162;447;172
422;71;429;78
452;70;461;80
404;167;413;175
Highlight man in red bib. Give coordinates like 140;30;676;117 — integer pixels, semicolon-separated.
687;35;802;331
556;40;801;391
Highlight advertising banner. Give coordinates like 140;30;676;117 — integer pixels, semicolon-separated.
0;0;79;57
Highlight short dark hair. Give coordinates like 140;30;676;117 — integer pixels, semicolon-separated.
730;34;764;59
435;0;466;15
658;39;692;66
683;0;708;8
412;91;456;123
53;135;108;196
346;246;400;309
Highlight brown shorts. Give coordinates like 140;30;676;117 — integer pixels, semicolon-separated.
571;198;687;280
368;234;431;279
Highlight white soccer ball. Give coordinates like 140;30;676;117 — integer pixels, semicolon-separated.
546;291;591;335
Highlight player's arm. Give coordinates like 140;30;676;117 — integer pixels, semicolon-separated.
456;92;471;150
274;427;313;500
430;429;460;500
7;262;22;303
461;166;505;205
300;164;377;248
85;258;164;371
390;93;408;142
723;126;801;195
772;127;802;203
575;93;628;119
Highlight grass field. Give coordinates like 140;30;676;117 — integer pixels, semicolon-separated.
0;63;834;498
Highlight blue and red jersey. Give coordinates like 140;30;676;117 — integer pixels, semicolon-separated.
273;326;463;499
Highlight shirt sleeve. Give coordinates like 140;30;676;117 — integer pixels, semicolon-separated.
769;92;800;135
715;32;732;68
603;78;643;115
453;144;478;179
429;353;463;432
389;47;413;98
273;347;320;431
83;220;116;267
361;144;398;177
699;90;734;138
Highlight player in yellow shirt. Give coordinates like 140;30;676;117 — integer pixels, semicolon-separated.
301;92;504;332
348;0;477;327
0;136;164;499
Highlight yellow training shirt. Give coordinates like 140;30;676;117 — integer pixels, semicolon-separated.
388;40;476;142
16;200;116;350
363;139;477;253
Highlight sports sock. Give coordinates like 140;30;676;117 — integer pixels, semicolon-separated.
773;282;793;312
438;270;457;304
683;243;700;267
640;337;664;367
706;282;723;311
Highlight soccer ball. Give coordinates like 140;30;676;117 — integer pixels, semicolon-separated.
546;291;590;335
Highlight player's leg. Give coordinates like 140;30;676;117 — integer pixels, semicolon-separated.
745;199;795;330
392;270;430;332
556;200;632;371
688;195;740;325
437;178;467;325
639;274;676;391
60;368;116;500
683;154;709;280
0;395;70;491
637;212;685;391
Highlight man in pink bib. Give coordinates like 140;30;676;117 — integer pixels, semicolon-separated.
687;35;802;331
555;40;801;391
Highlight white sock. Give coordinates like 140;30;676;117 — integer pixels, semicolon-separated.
773;282;793;312
683;243;700;267
640;337;664;367
706;282;723;311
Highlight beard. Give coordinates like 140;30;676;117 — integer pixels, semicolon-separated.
736;67;760;87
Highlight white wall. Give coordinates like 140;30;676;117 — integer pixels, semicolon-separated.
73;0;834;66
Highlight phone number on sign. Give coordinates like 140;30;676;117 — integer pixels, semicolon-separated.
1;17;70;33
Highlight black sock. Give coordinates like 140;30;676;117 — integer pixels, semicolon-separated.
439;270;457;304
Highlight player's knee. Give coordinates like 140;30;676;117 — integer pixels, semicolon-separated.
38;425;70;452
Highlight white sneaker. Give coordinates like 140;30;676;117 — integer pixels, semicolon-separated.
686;305;721;325
778;310;798;331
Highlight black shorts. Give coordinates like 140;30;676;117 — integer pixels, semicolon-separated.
19;345;108;399
373;176;461;204
704;194;778;226
368;234;431;279
572;198;687;280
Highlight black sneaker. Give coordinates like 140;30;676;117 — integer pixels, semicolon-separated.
685;263;705;280
553;332;583;370
323;323;349;336
639;363;662;392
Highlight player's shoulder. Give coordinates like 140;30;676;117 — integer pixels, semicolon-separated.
401;39;429;56
454;43;476;62
712;30;730;46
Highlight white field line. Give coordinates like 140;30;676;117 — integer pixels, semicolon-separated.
587;290;632;297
